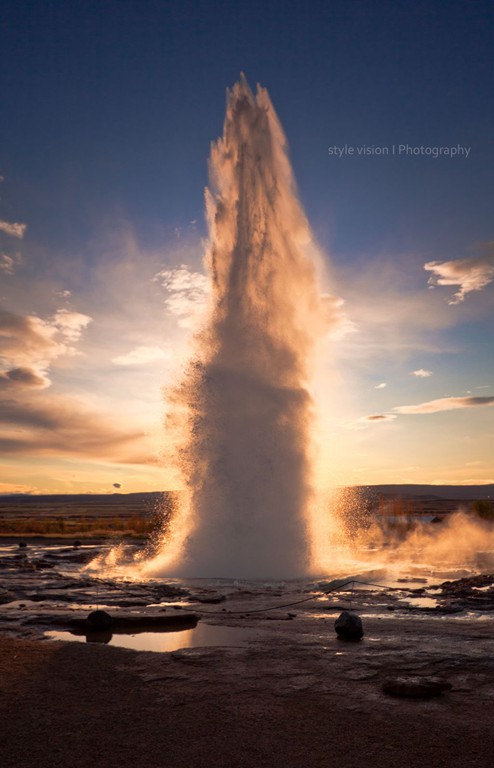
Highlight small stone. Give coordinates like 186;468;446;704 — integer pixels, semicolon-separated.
382;676;452;698
191;593;226;604
334;611;364;641
86;609;113;630
18;541;28;548
73;540;81;548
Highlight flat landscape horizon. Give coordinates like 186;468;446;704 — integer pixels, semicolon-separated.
1;483;493;500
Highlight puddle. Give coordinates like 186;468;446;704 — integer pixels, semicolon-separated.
45;623;266;653
406;596;440;609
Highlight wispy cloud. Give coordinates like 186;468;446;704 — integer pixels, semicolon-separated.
374;382;387;389
349;394;494;427
394;395;494;415
333;256;460;360
424;248;494;304
365;414;397;422
0;220;27;239
345;413;397;429
0;252;21;275
154;264;209;329
112;345;171;366
412;369;433;378
0;394;151;462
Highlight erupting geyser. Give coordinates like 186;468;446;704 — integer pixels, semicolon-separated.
153;76;325;579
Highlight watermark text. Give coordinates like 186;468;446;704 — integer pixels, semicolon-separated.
327;144;471;158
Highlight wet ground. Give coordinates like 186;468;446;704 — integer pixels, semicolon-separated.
2;541;494;767
1;540;494;653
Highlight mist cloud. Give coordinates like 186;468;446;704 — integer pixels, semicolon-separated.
154;264;209;329
321;294;357;340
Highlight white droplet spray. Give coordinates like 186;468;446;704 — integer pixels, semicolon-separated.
147;76;326;579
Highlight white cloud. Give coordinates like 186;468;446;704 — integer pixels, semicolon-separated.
424;249;494;304
394;395;494;415
154;264;209;329
374;382;387;389
0;220;27;239
412;369;433;378
112;345;171;366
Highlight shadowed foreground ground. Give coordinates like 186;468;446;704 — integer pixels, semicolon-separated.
1;621;493;768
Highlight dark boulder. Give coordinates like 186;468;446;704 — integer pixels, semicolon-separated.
86;609;114;630
334;611;364;640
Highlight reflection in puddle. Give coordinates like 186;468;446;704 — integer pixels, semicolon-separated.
46;623;265;653
406;596;440;609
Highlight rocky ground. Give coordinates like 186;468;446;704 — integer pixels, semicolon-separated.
1;542;494;767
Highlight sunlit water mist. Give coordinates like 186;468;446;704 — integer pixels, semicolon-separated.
141;76;326;579
320;488;494;579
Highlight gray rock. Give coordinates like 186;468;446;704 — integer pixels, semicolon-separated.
382;676;452;698
334;611;364;640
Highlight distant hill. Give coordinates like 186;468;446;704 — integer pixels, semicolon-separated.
0;485;492;504
0;492;166;504
358;484;494;500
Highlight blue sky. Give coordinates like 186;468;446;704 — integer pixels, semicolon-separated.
0;0;493;492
